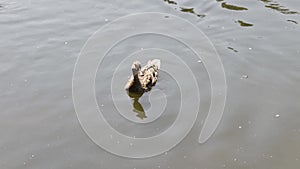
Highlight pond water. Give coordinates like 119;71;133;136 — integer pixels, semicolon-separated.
1;0;300;168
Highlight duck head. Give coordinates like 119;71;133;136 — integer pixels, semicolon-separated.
131;61;141;76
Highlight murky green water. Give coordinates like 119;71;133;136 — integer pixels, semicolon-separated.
1;0;299;168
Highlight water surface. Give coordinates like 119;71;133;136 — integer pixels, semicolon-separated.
1;0;300;168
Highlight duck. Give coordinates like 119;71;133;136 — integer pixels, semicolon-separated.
125;59;161;93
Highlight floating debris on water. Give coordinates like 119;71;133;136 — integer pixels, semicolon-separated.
163;0;177;5
238;125;242;129
197;60;202;63
221;2;248;11
180;7;205;18
227;47;238;52
104;18;109;22
287;20;298;24
275;114;280;118
162;0;205;18
248;47;252;50
262;1;298;15
64;41;68;45
236;20;254;27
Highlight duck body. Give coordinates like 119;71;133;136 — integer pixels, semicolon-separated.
125;59;161;93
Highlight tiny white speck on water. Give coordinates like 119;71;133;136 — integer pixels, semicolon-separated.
101;104;104;107
158;165;161;168
234;158;237;162
183;155;187;159
240;75;248;79
238;125;242;129
63;95;67;98
31;154;35;158
24;79;28;83
105;18;109;22
197;60;202;63
248;47;252;50
64;41;68;45
222;26;225;29
23;162;26;165
164;152;168;155
141;48;144;50
275;114;280;118
270;155;273;158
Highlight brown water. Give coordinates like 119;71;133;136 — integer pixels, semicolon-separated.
1;0;300;168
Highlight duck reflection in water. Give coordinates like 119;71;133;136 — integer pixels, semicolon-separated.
127;92;147;119
125;59;161;119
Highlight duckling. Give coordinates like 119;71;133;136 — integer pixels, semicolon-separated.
125;59;161;93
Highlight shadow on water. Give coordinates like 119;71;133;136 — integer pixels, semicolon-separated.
127;91;147;120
